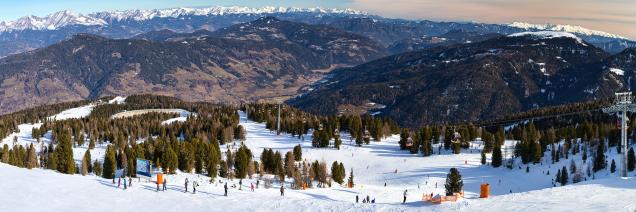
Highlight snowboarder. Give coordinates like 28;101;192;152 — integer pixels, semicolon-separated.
403;189;408;204
251;183;255;192
163;178;167;191
193;181;198;194
224;182;228;196
185;178;189;193
123;178;127;189
280;185;285;196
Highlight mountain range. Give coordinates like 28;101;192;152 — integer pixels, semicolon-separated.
0;17;384;113
290;32;636;126
1;6;636;126
1;6;635;59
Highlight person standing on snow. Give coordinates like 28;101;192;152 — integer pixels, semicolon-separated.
129;177;132;187
118;177;121;188
280;185;285;196
156;180;160;192
356;195;359;203
403;189;408;204
224;182;228;196
163;178;167;191
251;183;255;192
193;181;198;194
185;178;189;193
123;177;127;189
239;179;243;190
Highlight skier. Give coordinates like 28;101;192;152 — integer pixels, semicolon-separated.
193;181;198;194
356;195;359;203
251;183;255;192
129;177;132;187
366;195;370;203
156;180;160;192
403;189;408;204
239;179;243;190
123;177;127;189
118;177;121;188
256;180;260;189
371;198;375;204
163;178;167;191
384;182;386;187
280;185;285;196
185;178;189;193
224;182;228;196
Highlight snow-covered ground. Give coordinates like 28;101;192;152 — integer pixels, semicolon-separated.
1;107;636;211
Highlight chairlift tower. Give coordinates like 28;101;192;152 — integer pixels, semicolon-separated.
602;92;636;177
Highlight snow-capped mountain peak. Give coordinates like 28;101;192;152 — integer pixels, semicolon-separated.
0;6;366;32
508;21;627;40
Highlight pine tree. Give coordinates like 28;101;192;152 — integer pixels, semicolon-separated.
1;144;9;163
81;152;89;176
26;144;38;169
481;151;486;165
628;147;635;172
163;146;178;174
55;130;75;174
102;145;117;179
532;141;542;164
593;142;606;172
234;144;252;179
331;161;344;184
611;159;616;173
293;145;302;161
560;166;568;186
492;145;502;168
93;160;102;177
445;168;464;195
556;169;561;184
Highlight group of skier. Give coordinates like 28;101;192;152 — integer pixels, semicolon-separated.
356;194;375;204
116;176;132;190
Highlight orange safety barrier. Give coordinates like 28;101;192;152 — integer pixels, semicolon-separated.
480;183;490;198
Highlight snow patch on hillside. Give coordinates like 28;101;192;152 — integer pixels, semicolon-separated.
48;104;95;121
508;31;586;46
610;68;625;76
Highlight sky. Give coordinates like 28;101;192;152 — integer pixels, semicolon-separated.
1;0;635;39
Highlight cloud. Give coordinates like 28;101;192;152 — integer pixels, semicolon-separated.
350;0;636;39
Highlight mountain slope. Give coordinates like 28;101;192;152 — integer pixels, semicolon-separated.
0;17;386;114
289;32;615;126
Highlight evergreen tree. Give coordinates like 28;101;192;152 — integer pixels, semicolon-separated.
26;144;38;169
593;142;606;172
331;161;344;184
492;144;503;168
611;159;616;173
628;147;635;172
234;144;252;179
93;160;102;177
532;141;542;164
102;145;117;179
163;146;178;174
555;169;561;184
54;130;75;174
445;168;464;195
293;145;302;161
1;144;9;163
481;150;487;165
560;166;568;186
